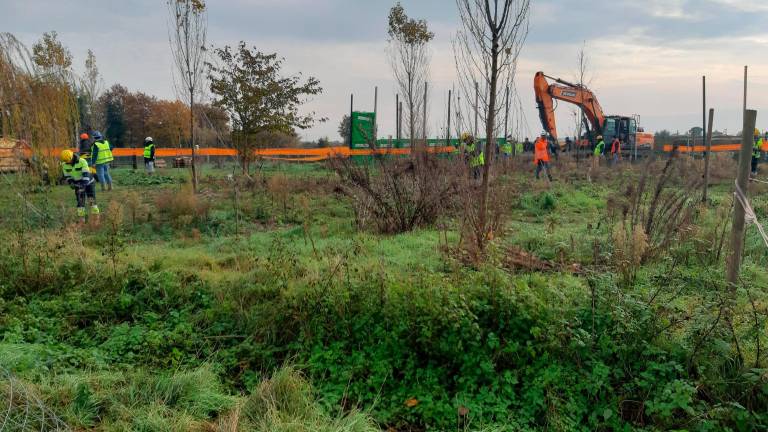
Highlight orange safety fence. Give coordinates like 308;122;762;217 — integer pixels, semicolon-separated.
662;144;742;153
35;145;460;161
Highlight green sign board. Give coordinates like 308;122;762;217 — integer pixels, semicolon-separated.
350;111;376;149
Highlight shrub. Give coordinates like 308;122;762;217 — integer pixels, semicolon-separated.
154;185;210;226
329;154;461;234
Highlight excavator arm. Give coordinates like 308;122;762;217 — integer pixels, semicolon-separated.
534;71;606;141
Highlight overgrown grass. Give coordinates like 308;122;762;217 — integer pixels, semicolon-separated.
2;161;768;431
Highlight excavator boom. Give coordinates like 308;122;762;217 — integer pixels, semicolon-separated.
534;72;606;141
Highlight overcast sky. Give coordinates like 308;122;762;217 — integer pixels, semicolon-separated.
3;0;768;141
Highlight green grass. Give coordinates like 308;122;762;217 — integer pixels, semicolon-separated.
2;160;768;430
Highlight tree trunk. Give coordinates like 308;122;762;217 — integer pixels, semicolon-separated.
190;90;198;192
478;32;500;252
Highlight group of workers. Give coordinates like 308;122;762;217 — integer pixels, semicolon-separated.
459;130;633;184
62;133;157;223
460;132;556;182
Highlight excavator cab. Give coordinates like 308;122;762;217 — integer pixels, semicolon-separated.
603;116;637;150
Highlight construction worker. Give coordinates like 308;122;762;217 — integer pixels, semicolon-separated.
592;135;605;173
90;131;114;191
461;133;476;162
501;137;513;160
610;136;621;165
534;132;553;181
143;137;156;175
470;143;484;179
515;139;524;157
761;132;768;162
550;137;560;160
523;137;532;152
752;130;761;176
78;132;90;154
60;150;99;224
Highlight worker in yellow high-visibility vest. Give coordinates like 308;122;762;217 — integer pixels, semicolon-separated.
90;131;114;191
60;150;99;224
143;137;156;175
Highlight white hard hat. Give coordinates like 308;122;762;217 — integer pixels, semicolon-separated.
144;136;153;143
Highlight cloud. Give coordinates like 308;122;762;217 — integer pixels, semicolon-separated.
2;0;768;140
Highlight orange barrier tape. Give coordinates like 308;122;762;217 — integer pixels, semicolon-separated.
31;145;464;161
49;146;461;160
662;144;741;152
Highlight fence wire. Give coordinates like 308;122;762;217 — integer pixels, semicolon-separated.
0;367;70;432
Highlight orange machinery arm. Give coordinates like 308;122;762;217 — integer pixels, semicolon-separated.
534;71;606;141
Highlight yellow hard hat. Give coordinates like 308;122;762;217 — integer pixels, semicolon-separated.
755;128;760;137
60;149;74;163
461;132;471;141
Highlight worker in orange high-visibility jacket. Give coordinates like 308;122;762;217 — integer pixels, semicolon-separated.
534;132;553;181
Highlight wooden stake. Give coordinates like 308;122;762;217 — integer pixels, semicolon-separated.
743;66;748;116
726;109;757;288
474;81;479;138
395;94;400;147
423;81;428;143
373;86;378;141
504;86;510;154
703;108;714;203
349;94;354;148
446;89;452;146
702;76;706;155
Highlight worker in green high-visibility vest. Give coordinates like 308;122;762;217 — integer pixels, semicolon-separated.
470;143;484;180
60;150;99;225
90;131;114;191
143;137;156;175
501;138;513;160
515;140;524;157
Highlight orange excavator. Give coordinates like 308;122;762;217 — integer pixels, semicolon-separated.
534;71;653;151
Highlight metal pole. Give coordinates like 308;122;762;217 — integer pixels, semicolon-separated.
447;89;452;146
703;108;714;203
726;109;757;288
474;81;479;138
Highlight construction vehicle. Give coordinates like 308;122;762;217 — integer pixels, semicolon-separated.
534;71;654;153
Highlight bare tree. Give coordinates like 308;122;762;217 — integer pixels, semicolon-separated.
454;0;530;253
168;0;207;192
387;2;434;152
572;40;593;155
80;49;103;129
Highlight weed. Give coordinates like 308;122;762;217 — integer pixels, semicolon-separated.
154;185;210;227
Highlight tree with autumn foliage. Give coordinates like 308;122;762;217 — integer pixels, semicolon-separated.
207;42;324;173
